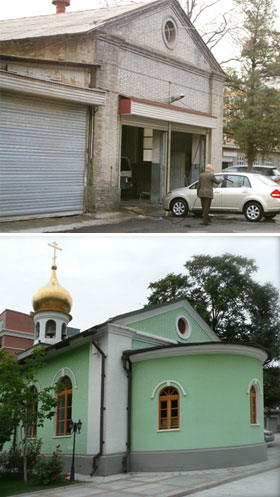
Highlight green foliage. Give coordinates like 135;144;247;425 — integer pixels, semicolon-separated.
0;347;60;483
148;253;280;360
0;439;42;474
225;0;280;168
148;273;190;304
29;445;69;485
263;366;280;409
0;347;58;430
0;406;15;452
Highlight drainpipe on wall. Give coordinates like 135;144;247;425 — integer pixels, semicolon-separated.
52;0;70;14
91;340;106;476
122;354;132;473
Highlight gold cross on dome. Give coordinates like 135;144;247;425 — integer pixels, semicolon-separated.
48;241;62;266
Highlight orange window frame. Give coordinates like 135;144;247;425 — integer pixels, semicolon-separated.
56;380;72;436
250;386;257;424
158;386;179;430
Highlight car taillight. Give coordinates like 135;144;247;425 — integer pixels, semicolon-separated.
270;189;280;198
273;178;280;183
127;177;132;182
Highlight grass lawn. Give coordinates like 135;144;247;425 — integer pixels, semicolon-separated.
0;472;77;496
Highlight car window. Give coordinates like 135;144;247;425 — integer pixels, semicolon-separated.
254;174;277;186
222;175;250;188
226;167;247;172
189;181;198;190
254;167;270;176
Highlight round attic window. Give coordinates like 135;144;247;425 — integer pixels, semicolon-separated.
163;19;178;48
176;314;191;340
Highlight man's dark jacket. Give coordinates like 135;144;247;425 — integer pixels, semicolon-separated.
197;172;223;199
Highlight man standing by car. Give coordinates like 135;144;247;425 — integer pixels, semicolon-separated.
197;164;224;225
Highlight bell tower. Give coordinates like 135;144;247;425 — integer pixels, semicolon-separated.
32;242;72;345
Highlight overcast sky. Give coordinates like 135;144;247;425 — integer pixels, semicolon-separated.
0;0;279;65
0;235;279;332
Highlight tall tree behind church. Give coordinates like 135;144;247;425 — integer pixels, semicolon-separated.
224;0;280;170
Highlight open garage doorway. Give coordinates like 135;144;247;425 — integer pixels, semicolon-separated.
121;125;166;203
170;131;205;190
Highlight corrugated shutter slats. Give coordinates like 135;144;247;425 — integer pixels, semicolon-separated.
0;91;87;219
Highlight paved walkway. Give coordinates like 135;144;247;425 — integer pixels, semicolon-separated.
14;441;280;497
184;468;279;497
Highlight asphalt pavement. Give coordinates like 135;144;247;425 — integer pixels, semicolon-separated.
13;436;280;497
0;203;279;233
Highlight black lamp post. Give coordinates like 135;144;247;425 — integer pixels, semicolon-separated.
69;419;82;482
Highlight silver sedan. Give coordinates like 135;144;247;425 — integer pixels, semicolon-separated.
162;172;280;222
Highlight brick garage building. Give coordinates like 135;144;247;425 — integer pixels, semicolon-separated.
0;309;34;357
0;0;225;220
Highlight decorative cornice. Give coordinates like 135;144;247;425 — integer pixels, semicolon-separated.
127;343;268;363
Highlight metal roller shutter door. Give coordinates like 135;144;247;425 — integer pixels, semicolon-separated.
0;91;88;220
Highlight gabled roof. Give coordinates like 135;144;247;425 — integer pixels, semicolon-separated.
0;1;155;41
109;297;220;342
18;297;219;361
0;0;223;74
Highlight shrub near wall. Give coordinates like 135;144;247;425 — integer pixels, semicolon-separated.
30;445;69;485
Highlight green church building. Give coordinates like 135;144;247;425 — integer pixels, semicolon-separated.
16;250;268;476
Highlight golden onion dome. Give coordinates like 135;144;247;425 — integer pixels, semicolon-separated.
32;264;72;315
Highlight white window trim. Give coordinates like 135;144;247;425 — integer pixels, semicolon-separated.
162;16;178;50
247;378;262;395
52;435;72;439
151;379;187;399
157;428;180;433
52;367;78;389
176;314;192;340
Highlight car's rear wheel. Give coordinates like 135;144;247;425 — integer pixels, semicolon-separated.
171;198;188;217
244;201;263;222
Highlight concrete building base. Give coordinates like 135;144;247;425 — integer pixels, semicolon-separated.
60;444;267;476
129;443;267;472
62;452;125;476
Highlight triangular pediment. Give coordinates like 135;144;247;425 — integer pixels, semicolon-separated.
113;298;220;343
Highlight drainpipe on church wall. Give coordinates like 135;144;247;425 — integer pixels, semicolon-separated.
91;340;106;476
122;354;132;473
